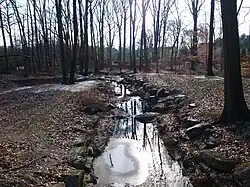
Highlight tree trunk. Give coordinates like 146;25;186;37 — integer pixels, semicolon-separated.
191;11;198;71
33;0;41;70
84;0;89;75
70;0;78;84
220;0;250;123
132;0;137;73
0;8;9;73
78;0;84;74
123;10;126;63
55;0;68;84
207;0;214;76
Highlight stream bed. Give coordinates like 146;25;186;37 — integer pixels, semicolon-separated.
93;83;192;187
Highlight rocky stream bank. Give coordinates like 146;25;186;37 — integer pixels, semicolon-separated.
118;73;250;187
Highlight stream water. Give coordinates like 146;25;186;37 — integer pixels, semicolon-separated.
93;83;192;187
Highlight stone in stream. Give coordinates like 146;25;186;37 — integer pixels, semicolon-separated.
144;103;172;114
185;123;212;139
134;112;160;123
199;150;238;173
62;170;84;187
233;163;250;187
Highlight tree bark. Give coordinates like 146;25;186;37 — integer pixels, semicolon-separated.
69;0;78;84
207;0;214;76
84;0;89;75
220;0;250;123
0;8;9;73
55;0;68;84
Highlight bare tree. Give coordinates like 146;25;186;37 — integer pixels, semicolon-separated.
185;0;205;70
0;7;9;73
55;0;68;84
207;0;215;76
69;0;78;84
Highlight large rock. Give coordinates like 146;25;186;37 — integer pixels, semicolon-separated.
182;117;201;128
63;170;84;187
186;123;212;139
234;163;250;187
84;104;102;115
156;88;168;97
145;103;172;114
134;112;160;123
199;150;238;173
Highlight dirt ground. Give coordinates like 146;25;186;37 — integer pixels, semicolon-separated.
0;81;116;187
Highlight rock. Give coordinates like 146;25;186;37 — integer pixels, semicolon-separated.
182;117;201;128
87;147;94;157
186;123;212;139
174;94;187;104
204;136;220;149
63;170;84;187
148;88;158;96
84;104;102;115
156;88;168;97
168;89;183;96
158;96;175;104
134;112;160;123
84;157;93;173
234;163;250;187
73;136;87;147
190;176;214;187
68;155;86;169
49;183;65;187
189;103;197;108
145;103;171;114
199;150;238;173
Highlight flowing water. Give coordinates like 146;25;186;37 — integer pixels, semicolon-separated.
93;83;192;187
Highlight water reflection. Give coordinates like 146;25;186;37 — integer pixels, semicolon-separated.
94;84;192;187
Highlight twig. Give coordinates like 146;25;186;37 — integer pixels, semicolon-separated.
109;153;114;167
0;156;46;173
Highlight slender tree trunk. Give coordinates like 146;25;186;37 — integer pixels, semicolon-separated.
70;0;78;84
33;0;41;70
0;8;9;73
84;0;89;75
207;0;215;76
191;11;198;71
123;10;127;63
28;0;36;73
78;0;84;74
55;0;68;84
220;0;250;123
132;0;137;73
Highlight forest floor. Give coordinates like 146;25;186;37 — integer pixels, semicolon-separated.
135;72;250;186
0;77;118;187
0;71;250;187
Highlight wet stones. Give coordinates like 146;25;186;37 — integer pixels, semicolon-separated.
62;170;84;187
134;112;160;123
199;150;238;173
233;163;250;187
